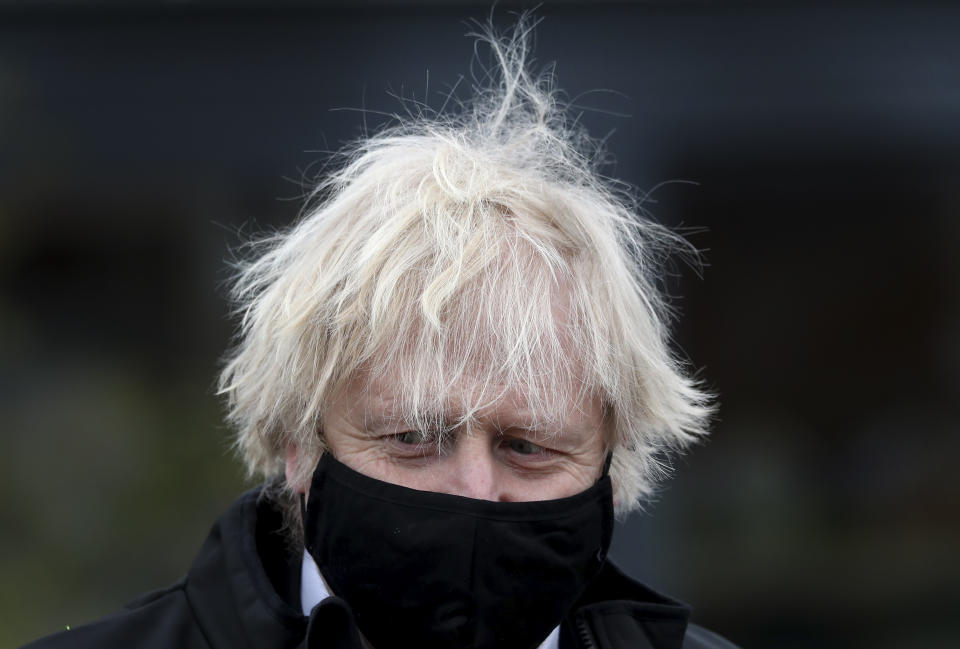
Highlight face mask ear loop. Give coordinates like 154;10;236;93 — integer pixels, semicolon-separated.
601;451;613;479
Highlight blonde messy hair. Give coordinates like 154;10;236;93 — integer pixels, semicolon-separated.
218;19;712;520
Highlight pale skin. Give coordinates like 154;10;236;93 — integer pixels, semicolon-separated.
286;369;608;502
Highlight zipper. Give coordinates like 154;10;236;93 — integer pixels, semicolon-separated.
574;612;598;649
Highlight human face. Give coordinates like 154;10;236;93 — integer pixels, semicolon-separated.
296;369;608;502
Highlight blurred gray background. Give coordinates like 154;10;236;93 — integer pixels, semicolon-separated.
2;2;958;648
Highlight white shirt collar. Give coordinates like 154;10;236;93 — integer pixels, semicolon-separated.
300;549;331;615
300;551;559;649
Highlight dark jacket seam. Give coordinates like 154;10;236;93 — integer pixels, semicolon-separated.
181;575;217;649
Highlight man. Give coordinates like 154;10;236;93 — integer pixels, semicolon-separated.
25;22;739;649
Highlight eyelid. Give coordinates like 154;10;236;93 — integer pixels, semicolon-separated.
386;429;453;457
391;430;438;443
501;436;557;458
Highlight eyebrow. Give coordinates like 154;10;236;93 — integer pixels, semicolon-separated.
357;397;598;445
359;409;456;435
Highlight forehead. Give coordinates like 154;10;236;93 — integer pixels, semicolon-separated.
329;263;607;438
340;363;606;437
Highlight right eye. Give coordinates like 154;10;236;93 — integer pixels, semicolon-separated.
393;431;422;445
384;429;448;459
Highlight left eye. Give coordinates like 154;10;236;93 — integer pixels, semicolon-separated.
506;438;543;455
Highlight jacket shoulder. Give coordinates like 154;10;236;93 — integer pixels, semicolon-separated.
21;580;210;649
682;623;741;649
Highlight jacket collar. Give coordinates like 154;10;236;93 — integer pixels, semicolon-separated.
185;487;305;649
563;562;691;649
184;487;691;649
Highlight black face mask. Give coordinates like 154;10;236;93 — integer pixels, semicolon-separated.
302;452;614;649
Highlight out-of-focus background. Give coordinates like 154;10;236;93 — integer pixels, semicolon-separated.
2;2;958;648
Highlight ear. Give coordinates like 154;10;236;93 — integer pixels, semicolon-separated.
285;442;308;496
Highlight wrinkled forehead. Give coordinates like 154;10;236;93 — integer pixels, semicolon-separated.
335;361;608;446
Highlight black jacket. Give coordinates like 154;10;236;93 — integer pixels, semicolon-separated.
23;488;739;649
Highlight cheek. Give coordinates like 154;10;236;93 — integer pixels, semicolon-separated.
334;449;432;490
495;466;597;501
